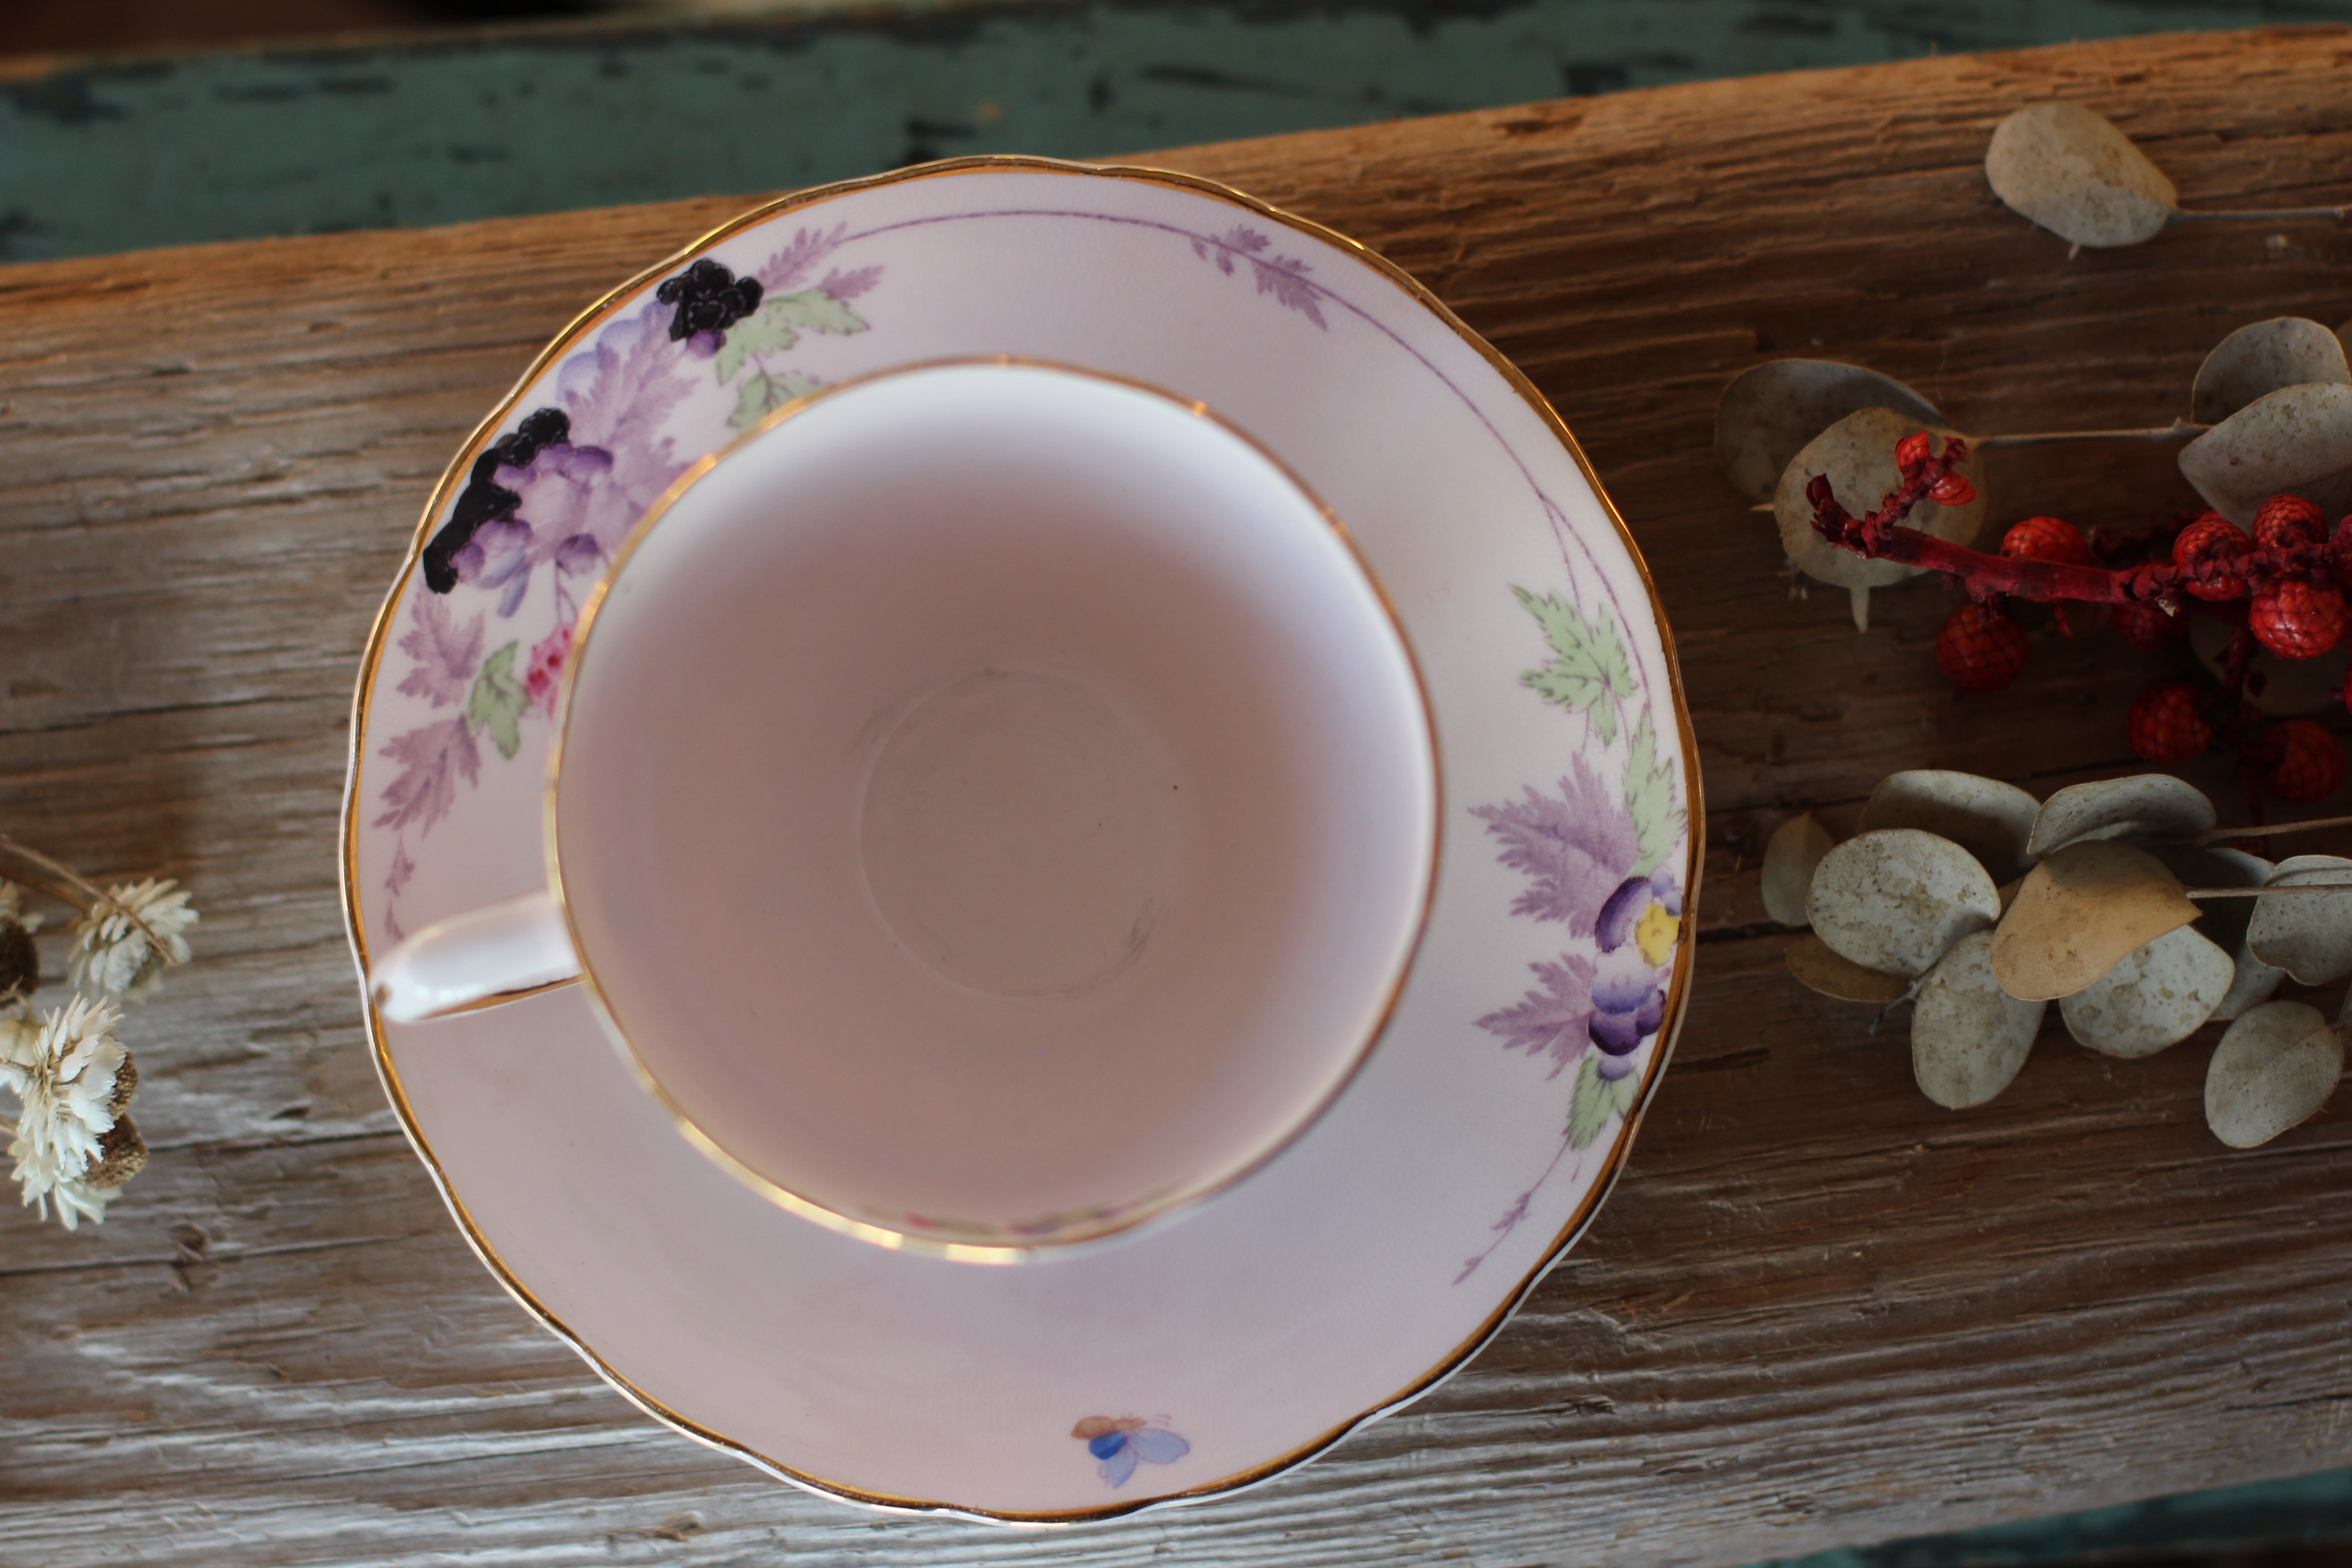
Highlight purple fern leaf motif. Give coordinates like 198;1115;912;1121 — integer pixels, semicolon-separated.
1191;226;1328;328
816;264;882;300
394;594;484;709
373;716;481;837
555;301;694;508
1470;758;1638;936
1475;953;1597;1074
757;224;848;293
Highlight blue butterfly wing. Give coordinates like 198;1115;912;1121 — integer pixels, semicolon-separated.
1098;1446;1140;1487
1128;1428;1191;1465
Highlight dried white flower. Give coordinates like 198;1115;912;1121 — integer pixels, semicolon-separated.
46;1174;119;1230
0;996;127;1227
68;879;196;1001
0;879;43;932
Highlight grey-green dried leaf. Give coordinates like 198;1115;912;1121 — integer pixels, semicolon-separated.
2205;1000;2344;1148
2246;854;2352;984
1785;933;1911;1004
2190;616;2352;716
2191;317;2352;425
1715;360;1945;503
1911;931;2046;1109
2210;931;2287;1024
1859;770;2039;882
1807;828;2000;980
1984;101;2178;248
2058;923;2233;1058
1763;813;1837;928
1775;407;1988;593
2178;381;2352;527
2027;774;2216;858
1991;839;2200;1000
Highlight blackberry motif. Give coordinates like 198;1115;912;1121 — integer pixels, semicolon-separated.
421;407;572;594
657;259;764;354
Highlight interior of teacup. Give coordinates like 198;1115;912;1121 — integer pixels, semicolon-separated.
552;360;1436;1252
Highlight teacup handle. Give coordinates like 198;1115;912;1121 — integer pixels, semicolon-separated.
369;892;582;1024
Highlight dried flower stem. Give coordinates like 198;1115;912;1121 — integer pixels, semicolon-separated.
2198;813;2352;844
2171;205;2352;224
1975;422;2207;447
0;834;172;961
2183;883;2352;898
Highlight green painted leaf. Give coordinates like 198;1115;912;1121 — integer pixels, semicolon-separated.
729;370;823;434
1625;710;1685;880
768;289;868;336
714;298;807;382
465;641;528;760
1567;1054;1641;1150
1515;585;1633;744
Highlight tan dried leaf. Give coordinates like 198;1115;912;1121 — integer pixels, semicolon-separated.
2205;1001;2344;1149
1762;814;1836;928
1858;770;2039;882
1807;828;2000;980
1715;359;1945;503
1990;840;2200;1000
2179;382;2352;528
2191;317;2352;426
1984;101;2178;248
1774;408;1987;592
2026;774;2216;858
1784;934;1911;1004
2246;854;2352;985
1911;931;2046;1109
2058;923;2233;1058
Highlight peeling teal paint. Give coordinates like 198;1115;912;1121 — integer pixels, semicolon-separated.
4;0;2350;260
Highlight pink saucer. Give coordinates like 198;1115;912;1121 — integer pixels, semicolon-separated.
341;157;1699;1521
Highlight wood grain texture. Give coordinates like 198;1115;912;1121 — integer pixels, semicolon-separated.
5;26;2352;1567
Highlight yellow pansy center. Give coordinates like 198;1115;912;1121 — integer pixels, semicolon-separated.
1634;902;1680;968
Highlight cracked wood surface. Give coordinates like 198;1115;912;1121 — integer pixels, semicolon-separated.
4;25;2350;1568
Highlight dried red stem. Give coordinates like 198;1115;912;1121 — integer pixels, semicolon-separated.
1804;437;2343;610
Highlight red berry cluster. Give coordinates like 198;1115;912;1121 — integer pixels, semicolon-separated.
1900;492;2350;804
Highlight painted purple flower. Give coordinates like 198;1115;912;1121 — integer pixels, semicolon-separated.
1586;871;1682;1074
449;517;534;616
449;442;639;616
420;406;570;594
1072;1416;1189;1488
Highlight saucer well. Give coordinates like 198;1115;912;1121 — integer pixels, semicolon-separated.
341;157;1700;1521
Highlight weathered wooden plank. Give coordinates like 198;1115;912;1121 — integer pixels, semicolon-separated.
3;27;2351;1568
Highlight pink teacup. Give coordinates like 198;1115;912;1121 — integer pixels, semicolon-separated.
369;359;1437;1258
